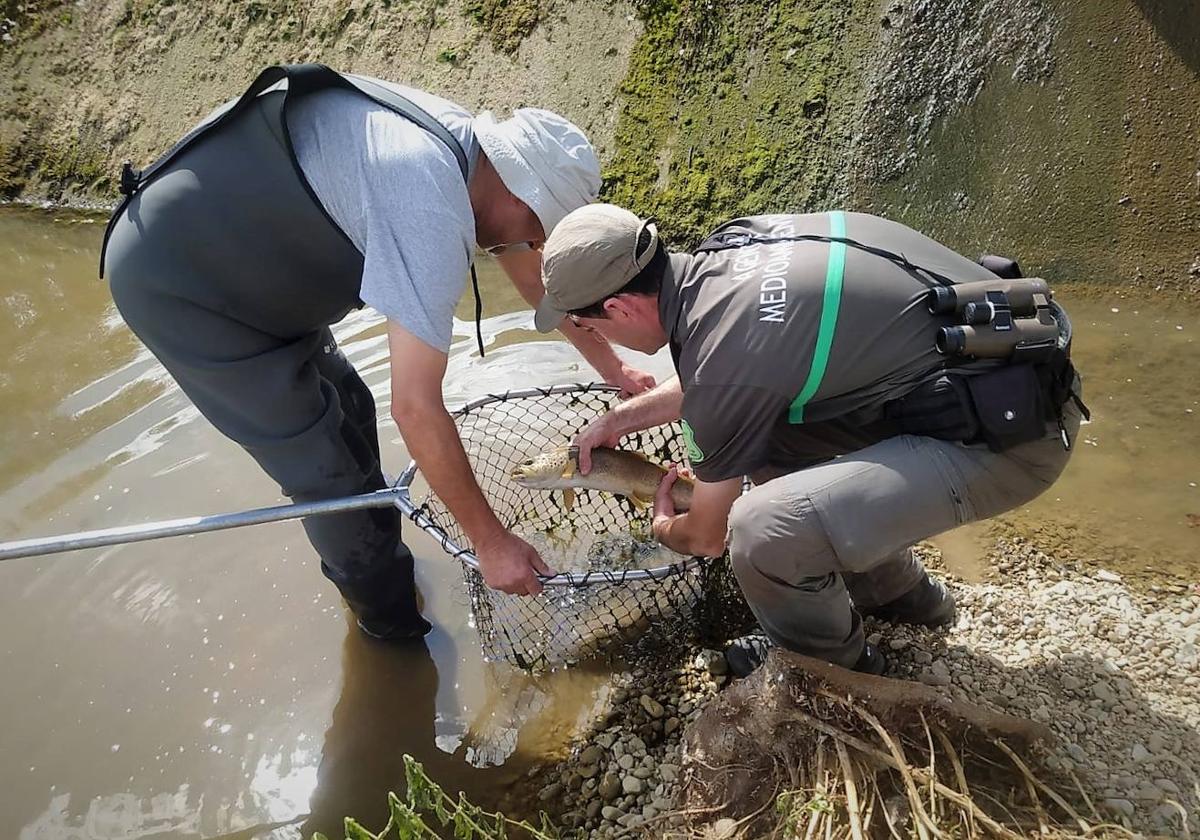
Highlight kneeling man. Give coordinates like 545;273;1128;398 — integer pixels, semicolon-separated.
534;204;1086;676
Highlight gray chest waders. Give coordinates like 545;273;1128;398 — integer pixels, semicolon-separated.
98;64;476;634
692;225;1089;451
99;63;488;354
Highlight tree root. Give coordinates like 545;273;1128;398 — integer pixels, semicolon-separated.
675;649;1153;839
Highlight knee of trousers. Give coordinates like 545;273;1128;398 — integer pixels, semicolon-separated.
728;486;839;586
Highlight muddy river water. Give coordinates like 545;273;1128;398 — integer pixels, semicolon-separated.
0;205;1196;839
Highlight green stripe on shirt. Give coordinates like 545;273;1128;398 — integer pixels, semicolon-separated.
788;210;847;423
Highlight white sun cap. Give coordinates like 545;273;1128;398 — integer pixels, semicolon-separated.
472;108;601;237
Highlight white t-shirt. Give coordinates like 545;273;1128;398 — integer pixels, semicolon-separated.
288;78;479;352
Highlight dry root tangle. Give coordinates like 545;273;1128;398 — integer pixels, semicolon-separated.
673;651;1172;840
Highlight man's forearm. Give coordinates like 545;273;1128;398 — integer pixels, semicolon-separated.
393;402;503;546
653;511;726;557
607;376;683;436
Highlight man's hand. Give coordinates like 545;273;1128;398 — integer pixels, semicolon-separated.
605;362;656;399
572;413;622;475
652;471;740;558
475;530;555;596
653;465;681;519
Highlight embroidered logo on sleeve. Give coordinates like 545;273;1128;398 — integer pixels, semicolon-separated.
681;420;705;463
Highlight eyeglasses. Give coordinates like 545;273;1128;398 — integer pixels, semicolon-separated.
484;241;542;257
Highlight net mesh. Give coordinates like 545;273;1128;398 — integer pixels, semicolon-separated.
401;384;756;670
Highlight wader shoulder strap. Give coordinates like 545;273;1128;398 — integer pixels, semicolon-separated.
693;228;958;290
100;63;471;278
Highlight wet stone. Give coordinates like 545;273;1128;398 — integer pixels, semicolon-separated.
578;762;600;779
639;693;665;718
586;799;602;819
538;782;563;801
664;717;681;735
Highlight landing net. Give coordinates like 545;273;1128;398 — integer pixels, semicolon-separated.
396;384;755;670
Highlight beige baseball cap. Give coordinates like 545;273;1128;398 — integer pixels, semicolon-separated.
534;204;659;332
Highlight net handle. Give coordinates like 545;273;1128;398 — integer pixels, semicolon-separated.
393;383;710;587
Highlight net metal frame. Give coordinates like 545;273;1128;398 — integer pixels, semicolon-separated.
393;383;754;669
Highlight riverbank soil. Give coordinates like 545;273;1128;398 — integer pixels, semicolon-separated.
534;540;1199;838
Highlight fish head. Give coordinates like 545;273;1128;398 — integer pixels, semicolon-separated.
510;445;579;488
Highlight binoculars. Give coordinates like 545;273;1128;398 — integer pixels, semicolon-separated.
930;279;1060;360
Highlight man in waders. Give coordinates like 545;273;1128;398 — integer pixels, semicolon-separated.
101;65;655;641
538;204;1087;676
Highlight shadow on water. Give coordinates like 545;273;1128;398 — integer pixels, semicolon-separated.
300;626;511;839
1132;0;1200;76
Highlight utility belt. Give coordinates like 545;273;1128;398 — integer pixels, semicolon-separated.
884;271;1090;453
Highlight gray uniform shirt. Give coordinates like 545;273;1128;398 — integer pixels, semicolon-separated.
289;78;479;352
662;212;997;482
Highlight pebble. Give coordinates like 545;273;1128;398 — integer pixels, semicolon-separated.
617;753;635;771
1096;569;1123;583
599;773;621;802
711;817;738;838
601;805;623;821
1131;743;1150;762
579;744;604;765
586;800;602;819
664;717;681;735
694;649;729;676
1102;798;1136;817
622;776;644;795
639;693;665;718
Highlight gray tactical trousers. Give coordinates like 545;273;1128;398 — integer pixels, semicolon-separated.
104;90;425;631
728;390;1082;667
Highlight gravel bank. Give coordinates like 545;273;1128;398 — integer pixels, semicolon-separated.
539;537;1199;837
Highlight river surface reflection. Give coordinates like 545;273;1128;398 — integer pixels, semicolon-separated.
0;205;1196;838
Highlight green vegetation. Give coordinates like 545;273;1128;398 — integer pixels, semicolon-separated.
602;0;851;247
0;120;109;199
463;0;541;54
0;0;70;46
314;754;561;839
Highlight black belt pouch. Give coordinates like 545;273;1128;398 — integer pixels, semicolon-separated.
967;364;1046;452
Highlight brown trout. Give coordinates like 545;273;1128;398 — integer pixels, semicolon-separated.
510;446;693;512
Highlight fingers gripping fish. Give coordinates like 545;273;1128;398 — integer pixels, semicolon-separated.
510;446;693;512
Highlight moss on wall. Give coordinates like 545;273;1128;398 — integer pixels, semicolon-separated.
602;0;853;247
463;0;542;54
